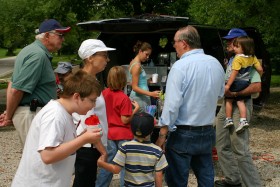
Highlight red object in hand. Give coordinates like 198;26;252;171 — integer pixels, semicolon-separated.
85;115;100;126
212;147;218;161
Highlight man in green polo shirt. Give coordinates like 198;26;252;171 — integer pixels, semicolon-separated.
0;19;71;146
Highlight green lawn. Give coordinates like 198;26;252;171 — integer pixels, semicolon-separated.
271;74;280;87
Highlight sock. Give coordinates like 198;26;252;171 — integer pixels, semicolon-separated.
240;118;246;122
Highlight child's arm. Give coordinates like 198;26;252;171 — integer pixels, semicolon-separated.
255;66;263;76
40;128;102;164
97;155;122;174
253;56;264;76
95;139;107;159
121;100;140;124
254;64;263;76
155;170;163;187
225;69;239;92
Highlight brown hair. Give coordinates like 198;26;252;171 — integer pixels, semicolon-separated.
133;41;152;55
107;66;127;91
233;36;255;56
60;70;102;98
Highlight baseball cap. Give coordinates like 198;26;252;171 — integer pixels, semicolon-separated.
223;28;247;39
131;112;154;138
54;62;72;74
78;39;116;60
38;19;71;34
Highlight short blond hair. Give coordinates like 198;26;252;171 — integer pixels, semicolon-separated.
107;66;127;91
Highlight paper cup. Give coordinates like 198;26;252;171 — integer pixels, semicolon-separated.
152;73;158;83
87;124;103;135
87;124;100;131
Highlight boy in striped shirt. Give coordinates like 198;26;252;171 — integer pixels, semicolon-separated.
97;112;168;187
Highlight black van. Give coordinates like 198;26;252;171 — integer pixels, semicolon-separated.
77;14;271;107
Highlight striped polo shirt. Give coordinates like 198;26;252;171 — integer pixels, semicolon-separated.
113;139;168;186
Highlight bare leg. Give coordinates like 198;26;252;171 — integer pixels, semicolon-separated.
225;99;233;118
236;100;246;119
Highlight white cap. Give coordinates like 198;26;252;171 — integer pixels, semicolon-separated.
78;39;116;60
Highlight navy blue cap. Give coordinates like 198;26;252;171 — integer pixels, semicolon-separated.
223;28;247;39
131;112;154;138
38;19;71;34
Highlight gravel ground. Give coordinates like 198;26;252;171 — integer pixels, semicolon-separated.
0;88;279;187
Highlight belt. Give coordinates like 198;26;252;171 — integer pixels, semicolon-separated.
18;103;45;107
176;125;213;131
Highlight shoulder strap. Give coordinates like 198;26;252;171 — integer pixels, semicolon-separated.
129;62;141;73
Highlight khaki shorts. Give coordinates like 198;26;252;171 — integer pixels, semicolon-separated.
12;106;41;146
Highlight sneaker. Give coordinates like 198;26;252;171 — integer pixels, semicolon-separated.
224;118;234;128
235;120;249;133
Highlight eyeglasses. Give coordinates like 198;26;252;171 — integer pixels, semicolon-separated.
84;97;97;105
49;31;64;39
95;53;109;59
171;39;182;45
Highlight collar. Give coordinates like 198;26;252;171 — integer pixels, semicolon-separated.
180;49;204;59
34;40;53;61
133;138;151;144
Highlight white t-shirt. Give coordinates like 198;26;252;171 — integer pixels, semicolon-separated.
12;100;76;187
74;93;108;147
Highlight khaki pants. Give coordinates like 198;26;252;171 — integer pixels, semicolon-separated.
12;106;41;146
215;99;261;186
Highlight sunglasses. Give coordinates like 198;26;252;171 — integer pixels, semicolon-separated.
49;31;64;39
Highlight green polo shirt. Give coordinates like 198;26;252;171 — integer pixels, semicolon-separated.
12;40;57;105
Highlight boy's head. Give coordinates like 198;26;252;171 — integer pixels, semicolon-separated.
131;112;154;138
60;70;102;99
107;66;127;91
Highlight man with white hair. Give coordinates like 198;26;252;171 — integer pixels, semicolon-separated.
0;19;70;146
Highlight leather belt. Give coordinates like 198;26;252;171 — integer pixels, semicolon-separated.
18;103;45;107
176;125;213;131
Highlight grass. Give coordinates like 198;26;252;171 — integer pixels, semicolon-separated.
270;75;280;87
0;48;21;58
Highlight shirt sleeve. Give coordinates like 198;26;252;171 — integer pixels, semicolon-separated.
12;52;46;93
231;56;242;71
252;56;262;69
155;152;168;171
158;66;184;131
250;68;261;83
112;144;126;167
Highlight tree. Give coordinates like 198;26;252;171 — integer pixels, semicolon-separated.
188;0;280;71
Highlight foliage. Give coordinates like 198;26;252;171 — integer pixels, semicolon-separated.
0;0;279;69
188;0;280;69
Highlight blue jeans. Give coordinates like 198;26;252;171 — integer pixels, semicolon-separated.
95;139;127;187
165;126;215;187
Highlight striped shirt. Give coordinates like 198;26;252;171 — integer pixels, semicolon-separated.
113;139;168;187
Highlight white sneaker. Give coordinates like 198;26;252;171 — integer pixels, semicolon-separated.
224;118;234;128
236;120;249;133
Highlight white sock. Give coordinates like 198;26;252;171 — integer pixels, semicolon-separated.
240;118;246;122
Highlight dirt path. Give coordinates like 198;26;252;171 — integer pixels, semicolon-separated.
0;88;279;187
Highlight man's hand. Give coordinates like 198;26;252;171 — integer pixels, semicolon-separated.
0;111;13;127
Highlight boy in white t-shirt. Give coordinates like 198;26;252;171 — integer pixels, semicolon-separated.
11;70;103;187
